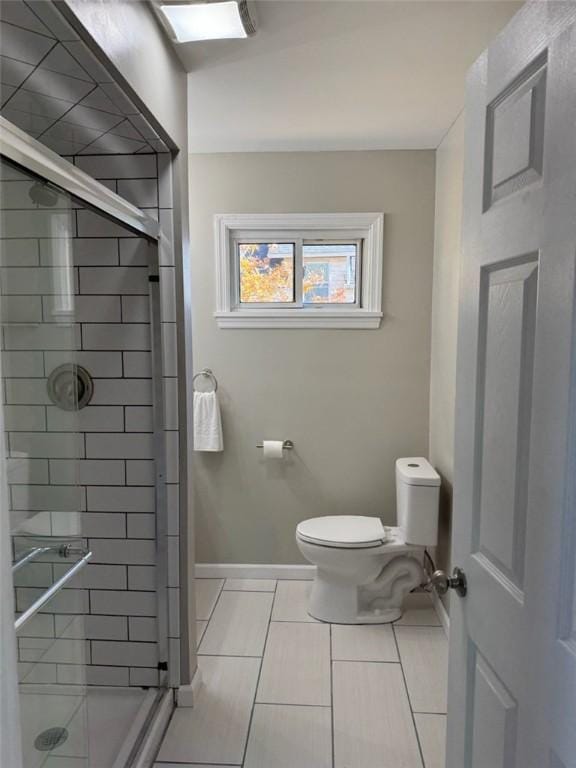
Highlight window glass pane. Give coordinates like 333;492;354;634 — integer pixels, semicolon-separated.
303;244;357;304
238;243;295;303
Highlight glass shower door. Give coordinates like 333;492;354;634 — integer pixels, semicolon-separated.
1;155;90;767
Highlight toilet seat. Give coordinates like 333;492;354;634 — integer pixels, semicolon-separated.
296;516;388;549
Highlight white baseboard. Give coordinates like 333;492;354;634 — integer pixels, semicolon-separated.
177;667;203;708
196;563;315;580
432;591;450;637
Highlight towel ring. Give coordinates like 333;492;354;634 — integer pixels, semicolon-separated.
193;368;218;392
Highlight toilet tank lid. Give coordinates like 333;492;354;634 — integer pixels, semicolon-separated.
396;458;440;486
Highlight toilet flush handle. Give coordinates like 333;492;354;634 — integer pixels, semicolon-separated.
430;567;467;597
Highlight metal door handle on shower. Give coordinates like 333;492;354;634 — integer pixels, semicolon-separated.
12;543;90;573
14;551;93;632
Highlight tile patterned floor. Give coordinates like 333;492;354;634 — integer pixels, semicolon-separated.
156;579;447;768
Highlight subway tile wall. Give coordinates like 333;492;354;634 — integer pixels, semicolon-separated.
4;152;181;688
0;0;170;155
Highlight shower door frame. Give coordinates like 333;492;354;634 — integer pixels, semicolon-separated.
0;117;159;240
0;118;173;766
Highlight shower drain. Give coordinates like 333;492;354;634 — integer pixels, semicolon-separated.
34;727;69;752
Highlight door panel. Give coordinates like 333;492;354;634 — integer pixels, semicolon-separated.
0;156;89;768
475;257;538;592
470;653;517;768
550;753;568;768
484;55;546;210
447;4;576;768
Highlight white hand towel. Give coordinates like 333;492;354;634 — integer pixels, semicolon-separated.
194;390;224;452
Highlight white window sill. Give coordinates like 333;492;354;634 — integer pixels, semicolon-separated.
214;310;383;329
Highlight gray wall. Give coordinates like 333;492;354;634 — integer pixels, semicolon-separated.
429;114;464;602
189;150;436;564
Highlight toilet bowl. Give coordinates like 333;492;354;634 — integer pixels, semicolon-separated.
295;458;440;624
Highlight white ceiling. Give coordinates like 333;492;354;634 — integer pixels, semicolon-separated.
182;0;520;152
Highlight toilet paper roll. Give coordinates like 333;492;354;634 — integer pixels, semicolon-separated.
262;440;284;459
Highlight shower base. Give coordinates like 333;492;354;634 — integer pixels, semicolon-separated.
20;684;158;768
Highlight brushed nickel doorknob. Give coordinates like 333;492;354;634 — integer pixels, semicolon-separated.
430;566;467;597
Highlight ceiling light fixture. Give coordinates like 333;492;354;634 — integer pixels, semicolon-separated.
156;0;256;43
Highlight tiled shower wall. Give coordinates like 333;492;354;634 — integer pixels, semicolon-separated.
5;152;181;688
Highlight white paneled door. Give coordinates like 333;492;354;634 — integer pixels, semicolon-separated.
447;3;576;768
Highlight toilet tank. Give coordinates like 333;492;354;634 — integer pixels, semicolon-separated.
395;457;440;546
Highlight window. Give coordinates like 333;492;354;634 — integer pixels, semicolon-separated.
214;213;384;328
302;243;358;304
238;242;295;304
236;240;359;307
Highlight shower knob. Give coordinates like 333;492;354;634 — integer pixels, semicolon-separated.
47;364;94;411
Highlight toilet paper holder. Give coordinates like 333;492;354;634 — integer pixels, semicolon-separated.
256;440;294;450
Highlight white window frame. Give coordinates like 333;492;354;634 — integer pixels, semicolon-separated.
214;213;384;329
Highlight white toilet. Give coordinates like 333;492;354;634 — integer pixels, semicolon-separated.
295;457;440;623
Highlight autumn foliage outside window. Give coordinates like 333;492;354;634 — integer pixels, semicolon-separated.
239;243;295;303
238;242;358;305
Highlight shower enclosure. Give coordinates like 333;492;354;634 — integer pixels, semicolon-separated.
1;124;171;767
